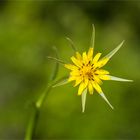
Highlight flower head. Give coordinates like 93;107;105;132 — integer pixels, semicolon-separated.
65;48;110;96
52;24;132;112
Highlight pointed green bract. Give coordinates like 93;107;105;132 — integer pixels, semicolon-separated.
50;46;59;81
99;92;114;109
104;40;125;59
81;88;87;113
90;24;95;49
53;78;69;88
109;75;133;82
47;56;65;64
66;37;77;52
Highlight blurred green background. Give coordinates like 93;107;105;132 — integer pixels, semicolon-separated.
0;0;139;139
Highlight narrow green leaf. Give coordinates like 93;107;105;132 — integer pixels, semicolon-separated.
99;92;114;109
81;88;87;113
104;40;125;59
50;46;59;81
90;24;95;48
66;37;77;52
47;56;65;64
109;75;133;82
53;77;69;88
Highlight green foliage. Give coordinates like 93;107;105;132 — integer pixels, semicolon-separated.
0;1;139;139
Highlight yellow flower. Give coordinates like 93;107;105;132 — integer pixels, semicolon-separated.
65;48;110;96
52;25;132;112
64;25;132;112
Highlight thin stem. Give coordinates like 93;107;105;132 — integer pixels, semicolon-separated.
24;105;39;140
36;84;52;109
25;47;59;140
24;83;53;140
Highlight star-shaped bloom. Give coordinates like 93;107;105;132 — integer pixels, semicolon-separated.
52;25;132;112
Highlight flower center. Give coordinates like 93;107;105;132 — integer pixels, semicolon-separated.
80;62;94;80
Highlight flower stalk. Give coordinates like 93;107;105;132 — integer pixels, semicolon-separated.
25;84;53;140
24;47;59;140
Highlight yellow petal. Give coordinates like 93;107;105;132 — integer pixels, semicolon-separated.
99;75;110;80
68;76;76;82
92;81;102;93
94;76;103;85
96;57;109;68
76;52;82;60
70;70;80;76
95;69;109;75
87;47;93;60
92;79;114;109
88;81;94;94
92;53;101;64
82;52;89;64
74;77;83;87
84;77;89;87
64;64;78;71
71;56;82;67
78;82;87;95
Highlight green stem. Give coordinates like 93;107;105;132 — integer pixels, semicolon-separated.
24;105;39;140
24;84;53;140
25;47;59;140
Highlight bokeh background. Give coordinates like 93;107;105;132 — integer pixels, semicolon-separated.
0;0;139;139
